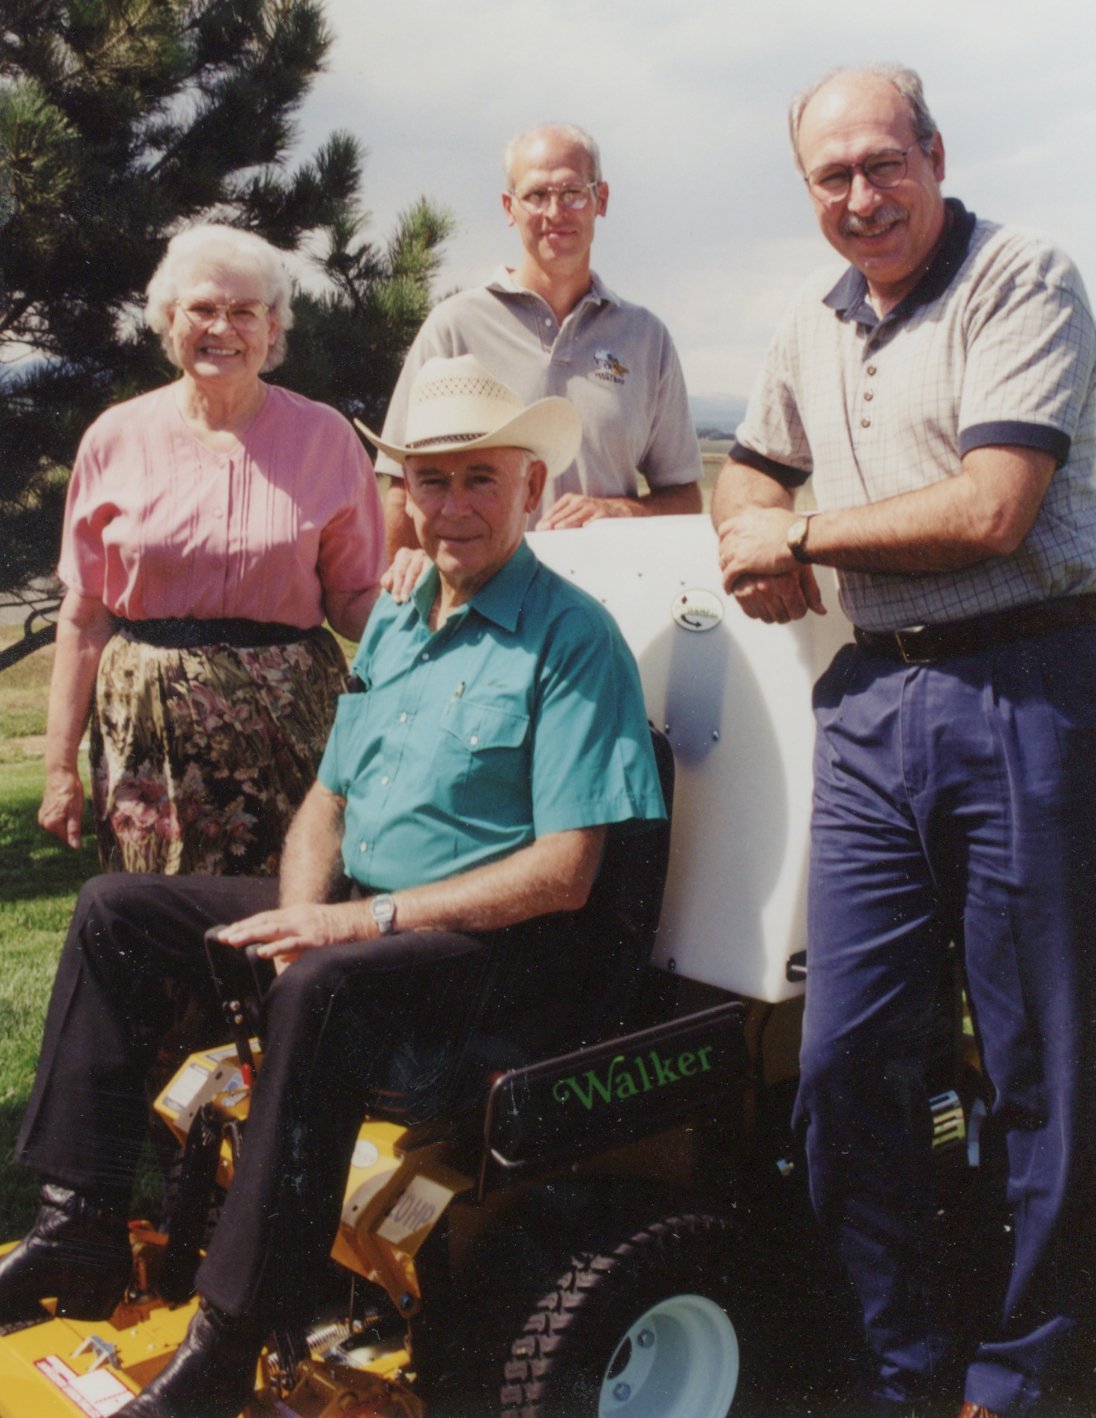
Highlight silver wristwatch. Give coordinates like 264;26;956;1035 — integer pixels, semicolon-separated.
370;893;397;935
786;513;816;565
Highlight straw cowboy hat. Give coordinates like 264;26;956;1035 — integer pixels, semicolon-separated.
356;354;581;477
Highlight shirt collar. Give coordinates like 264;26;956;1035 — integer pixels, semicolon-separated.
409;539;538;635
823;197;978;328
487;265;618;309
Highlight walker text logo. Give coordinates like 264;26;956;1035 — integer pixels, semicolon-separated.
552;1044;715;1111
592;349;628;384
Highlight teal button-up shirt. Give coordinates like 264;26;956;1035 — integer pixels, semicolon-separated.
314;536;657;890
317;540;665;892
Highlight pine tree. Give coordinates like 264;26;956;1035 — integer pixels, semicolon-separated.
0;0;451;601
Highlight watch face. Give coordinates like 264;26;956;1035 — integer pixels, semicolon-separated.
372;895;395;930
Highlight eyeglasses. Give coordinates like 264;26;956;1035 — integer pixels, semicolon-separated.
174;300;271;332
509;182;600;214
806;145;921;202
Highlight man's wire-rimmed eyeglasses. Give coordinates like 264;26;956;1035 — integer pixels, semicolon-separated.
806;145;922;202
509;182;600;214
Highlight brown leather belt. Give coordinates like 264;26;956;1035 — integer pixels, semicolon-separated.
853;594;1096;665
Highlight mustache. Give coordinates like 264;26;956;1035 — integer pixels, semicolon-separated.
841;205;907;237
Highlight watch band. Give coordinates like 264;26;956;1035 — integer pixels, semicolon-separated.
371;893;396;935
788;513;816;565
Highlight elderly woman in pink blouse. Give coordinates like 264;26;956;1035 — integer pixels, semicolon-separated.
38;224;385;876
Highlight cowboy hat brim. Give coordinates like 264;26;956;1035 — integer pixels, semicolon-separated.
355;396;581;479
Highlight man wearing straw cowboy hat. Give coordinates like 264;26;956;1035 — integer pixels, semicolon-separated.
0;355;665;1418
376;121;703;589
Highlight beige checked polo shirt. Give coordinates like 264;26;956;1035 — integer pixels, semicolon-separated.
734;200;1096;631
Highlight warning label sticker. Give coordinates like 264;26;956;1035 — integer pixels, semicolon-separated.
377;1174;452;1245
35;1356;134;1415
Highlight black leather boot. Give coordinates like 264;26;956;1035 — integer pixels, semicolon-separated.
117;1300;265;1417
0;1182;131;1324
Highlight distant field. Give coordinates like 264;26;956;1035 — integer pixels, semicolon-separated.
700;442;729;508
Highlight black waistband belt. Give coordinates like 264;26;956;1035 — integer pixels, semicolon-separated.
113;617;317;649
853;594;1096;665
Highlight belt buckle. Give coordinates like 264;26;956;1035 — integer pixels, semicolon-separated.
893;626;932;664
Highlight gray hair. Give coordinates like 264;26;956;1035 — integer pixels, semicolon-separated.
788;64;939;176
145;223;294;371
503;122;603;187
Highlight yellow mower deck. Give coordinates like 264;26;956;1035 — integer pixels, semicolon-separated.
0;1250;422;1417
0;1243;197;1416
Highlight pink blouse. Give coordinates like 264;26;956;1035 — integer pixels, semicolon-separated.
59;384;385;627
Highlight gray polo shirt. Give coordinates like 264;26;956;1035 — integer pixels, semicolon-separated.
734;200;1096;631
376;268;701;518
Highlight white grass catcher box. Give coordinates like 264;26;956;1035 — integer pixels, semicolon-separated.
529;514;852;1003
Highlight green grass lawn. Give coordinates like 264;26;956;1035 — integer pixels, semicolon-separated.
0;629;98;1235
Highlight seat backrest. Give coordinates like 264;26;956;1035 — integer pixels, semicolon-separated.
478;724;675;1064
569;723;675;1038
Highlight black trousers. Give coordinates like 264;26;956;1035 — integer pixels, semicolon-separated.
15;873;554;1327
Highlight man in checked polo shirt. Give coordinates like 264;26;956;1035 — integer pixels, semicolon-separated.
713;64;1096;1418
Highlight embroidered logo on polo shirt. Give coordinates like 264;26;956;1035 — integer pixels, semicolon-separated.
592;349;628;384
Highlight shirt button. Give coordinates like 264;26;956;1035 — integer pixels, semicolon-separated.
214;508;224;519
469;734;479;746
544;317;553;328
381;775;390;786
860;417;872;428
864;390;874;401
359;841;368;853
399;712;408;724
866;365;877;376
421;652;429;661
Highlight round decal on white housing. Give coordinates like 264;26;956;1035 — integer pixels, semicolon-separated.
672;589;724;633
351;1139;381;1170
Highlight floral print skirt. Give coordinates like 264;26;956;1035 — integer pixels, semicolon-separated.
90;628;347;876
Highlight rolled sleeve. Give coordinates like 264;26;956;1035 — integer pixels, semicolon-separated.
958;253;1096;462
734;305;816;485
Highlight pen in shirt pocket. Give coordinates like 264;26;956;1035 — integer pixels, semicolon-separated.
445;682;466;713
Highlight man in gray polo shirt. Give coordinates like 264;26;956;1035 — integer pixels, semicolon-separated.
377;121;702;564
713;64;1096;1418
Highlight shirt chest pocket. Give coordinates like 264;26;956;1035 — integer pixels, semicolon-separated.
439;697;530;754
438;697;532;821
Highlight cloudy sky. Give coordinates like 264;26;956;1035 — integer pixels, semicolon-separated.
293;0;1095;402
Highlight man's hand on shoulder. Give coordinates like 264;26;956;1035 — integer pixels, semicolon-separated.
381;546;429;603
215;902;372;974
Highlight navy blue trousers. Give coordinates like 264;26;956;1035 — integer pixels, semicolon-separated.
797;626;1096;1413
